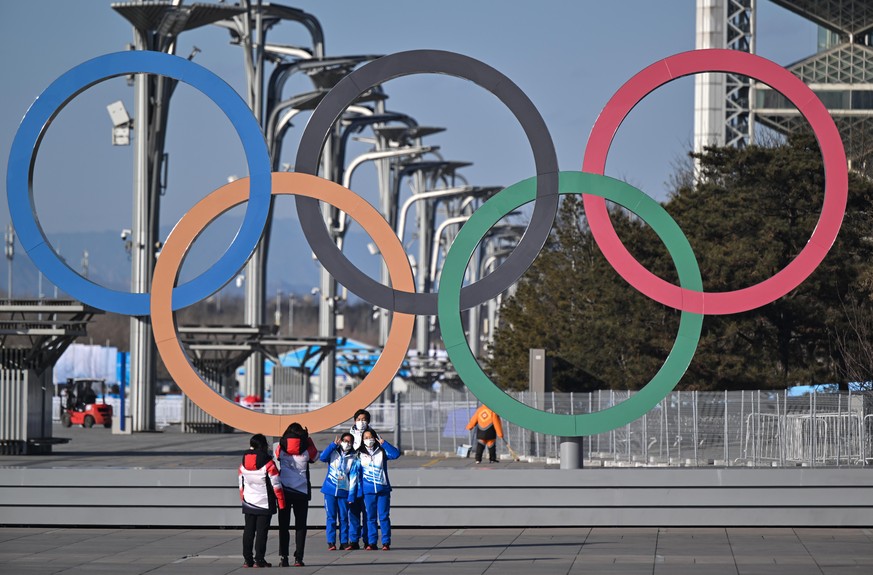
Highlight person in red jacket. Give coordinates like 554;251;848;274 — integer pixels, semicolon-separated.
238;433;285;568
274;422;318;567
466;404;504;464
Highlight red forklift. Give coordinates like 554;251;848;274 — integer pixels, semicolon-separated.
60;378;113;428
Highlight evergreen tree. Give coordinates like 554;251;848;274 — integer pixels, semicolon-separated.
486;133;873;391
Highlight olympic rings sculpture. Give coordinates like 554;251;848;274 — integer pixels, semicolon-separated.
7;48;848;437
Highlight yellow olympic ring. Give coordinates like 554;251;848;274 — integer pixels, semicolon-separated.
151;172;415;435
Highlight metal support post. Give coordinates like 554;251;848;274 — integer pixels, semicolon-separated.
393;393;402;451
242;5;268;401
129;29;155;432
4;223;13;299
374;105;393;401
318;134;337;405
466;242;481;357
414;167;430;357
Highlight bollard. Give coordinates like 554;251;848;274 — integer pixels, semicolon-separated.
393;392;402;451
559;436;584;469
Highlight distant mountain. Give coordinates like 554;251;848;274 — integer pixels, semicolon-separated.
1;215;383;299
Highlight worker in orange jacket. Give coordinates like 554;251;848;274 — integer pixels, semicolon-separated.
466;404;503;463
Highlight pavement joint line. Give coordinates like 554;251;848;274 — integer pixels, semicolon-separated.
652;528;662;575
483;528;525;574
566;527;592;574
723;528;742;575
196;532;241;559
398;527;465;573
172;554;234;563
792;527;827;575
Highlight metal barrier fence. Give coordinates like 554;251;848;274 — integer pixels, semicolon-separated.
51;389;872;466
259;389;872;467
0;350;28;455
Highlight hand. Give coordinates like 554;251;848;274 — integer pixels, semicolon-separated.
378;437;385;444
335;435;341;444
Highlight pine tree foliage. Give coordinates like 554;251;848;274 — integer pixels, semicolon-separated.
487;133;873;391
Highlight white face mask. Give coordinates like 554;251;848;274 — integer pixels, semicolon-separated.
364;438;376;448
355;420;367;431
340;441;351;451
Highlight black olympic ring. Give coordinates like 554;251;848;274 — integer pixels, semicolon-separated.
294;49;560;315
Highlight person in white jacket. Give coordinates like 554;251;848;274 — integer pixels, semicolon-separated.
274;422;317;567
349;408;371;449
238;434;285;568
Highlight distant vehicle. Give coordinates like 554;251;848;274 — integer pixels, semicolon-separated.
60;378;113;429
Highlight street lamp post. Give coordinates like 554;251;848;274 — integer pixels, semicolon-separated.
220;4;350;404
274;289;283;335
392;180;498;359
113;1;242;432
288;294;295;335
4;223;13;300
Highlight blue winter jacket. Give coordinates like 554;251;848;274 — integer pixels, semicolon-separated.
319;441;356;497
350;440;400;496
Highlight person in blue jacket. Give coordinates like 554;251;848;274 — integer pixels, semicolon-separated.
319;432;356;551
352;428;400;550
345;409;371;549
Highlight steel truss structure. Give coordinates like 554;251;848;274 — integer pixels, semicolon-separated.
725;0;755;147
695;0;755;151
696;0;873;175
757;1;873;175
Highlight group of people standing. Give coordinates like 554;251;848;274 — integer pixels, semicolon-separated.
237;409;399;568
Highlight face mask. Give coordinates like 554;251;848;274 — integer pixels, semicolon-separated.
340;441;351;452
364;438;376;448
355;420;366;431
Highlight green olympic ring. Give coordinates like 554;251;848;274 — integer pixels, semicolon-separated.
437;171;704;436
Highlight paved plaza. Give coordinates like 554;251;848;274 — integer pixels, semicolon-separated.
2;526;873;575
2;425;872;574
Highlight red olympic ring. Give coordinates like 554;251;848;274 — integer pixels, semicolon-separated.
582;49;848;315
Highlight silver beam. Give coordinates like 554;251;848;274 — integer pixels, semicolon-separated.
129;27;155;433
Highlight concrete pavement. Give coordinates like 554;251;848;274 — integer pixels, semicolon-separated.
2;527;872;575
3;425;872;573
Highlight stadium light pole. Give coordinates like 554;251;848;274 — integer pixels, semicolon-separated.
4;223;13;300
112;0;241;432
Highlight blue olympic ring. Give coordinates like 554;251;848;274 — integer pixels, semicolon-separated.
6;51;272;316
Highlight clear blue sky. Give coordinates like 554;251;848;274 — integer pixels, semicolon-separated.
0;1;816;294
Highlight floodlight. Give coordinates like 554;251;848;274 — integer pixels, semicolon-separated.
107;101;132;146
106;101;130;127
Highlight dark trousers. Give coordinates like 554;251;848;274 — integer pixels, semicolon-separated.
278;490;309;561
475;439;497;462
242;513;271;563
